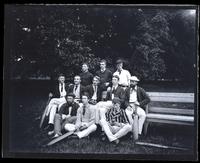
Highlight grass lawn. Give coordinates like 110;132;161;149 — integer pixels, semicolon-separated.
7;81;196;159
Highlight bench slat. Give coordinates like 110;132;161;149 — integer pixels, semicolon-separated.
146;118;194;125
147;92;194;103
148;107;194;115
146;113;194;122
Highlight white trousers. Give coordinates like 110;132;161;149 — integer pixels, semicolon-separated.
95;101;113;124
46;97;66;124
100;119;132;142
70;123;97;139
125;106;146;135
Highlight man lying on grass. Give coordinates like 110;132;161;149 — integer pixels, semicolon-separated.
99;97;132;145
66;93;97;139
49;93;80;138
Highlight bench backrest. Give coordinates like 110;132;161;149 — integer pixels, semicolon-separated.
146;92;195;116
147;92;194;103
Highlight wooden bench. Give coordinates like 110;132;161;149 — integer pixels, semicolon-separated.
143;92;195;135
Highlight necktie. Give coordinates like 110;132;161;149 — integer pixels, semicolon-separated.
75;85;78;91
94;85;97;93
61;83;63;92
83;105;86;115
112;87;116;93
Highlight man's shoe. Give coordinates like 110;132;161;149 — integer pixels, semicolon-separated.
113;139;120;145
52;133;61;138
45;123;54;131
101;136;106;141
48;130;54;136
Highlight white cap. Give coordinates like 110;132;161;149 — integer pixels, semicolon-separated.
130;76;140;82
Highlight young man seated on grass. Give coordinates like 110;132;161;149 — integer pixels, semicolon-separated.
99;97;132;145
49;93;80;138
67;93;97;139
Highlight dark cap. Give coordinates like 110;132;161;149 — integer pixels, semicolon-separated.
112;97;121;105
66;93;76;98
116;59;123;64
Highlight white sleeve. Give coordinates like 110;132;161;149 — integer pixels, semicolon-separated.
127;71;131;86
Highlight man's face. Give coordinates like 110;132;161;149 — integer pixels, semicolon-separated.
74;76;81;85
100;62;106;70
116;63;123;71
130;80;138;87
113;102;120;111
82;96;89;105
93;78;99;86
82;64;88;72
67;96;74;104
58;76;65;83
112;77;119;85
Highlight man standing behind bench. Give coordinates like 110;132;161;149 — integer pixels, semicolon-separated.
125;76;150;137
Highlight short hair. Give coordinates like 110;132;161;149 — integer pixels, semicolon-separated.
82;62;89;67
82;92;90;99
116;59;123;65
112;75;120;81
58;73;65;78
112;97;121;105
93;75;100;81
100;59;107;65
74;75;81;79
66;93;75;98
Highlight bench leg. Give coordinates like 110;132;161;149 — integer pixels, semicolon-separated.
143;121;149;135
132;115;139;141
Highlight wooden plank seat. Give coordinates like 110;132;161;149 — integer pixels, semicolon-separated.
143;92;195;135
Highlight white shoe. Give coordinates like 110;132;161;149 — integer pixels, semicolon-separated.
53;134;60;138
48;130;54;136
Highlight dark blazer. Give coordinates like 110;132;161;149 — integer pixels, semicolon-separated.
50;82;68;98
67;84;85;99
85;84;102;102
106;85;125;102
79;71;94;86
124;86;150;109
58;102;80;116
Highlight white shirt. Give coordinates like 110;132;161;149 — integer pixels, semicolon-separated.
59;83;66;97
73;84;80;99
91;85;98;100
113;69;131;86
129;86;138;103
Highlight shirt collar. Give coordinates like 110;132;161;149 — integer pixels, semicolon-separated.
118;68;123;72
83;103;89;108
101;68;106;72
113;85;118;90
131;85;137;91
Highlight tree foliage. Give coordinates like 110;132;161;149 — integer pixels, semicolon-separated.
5;6;197;82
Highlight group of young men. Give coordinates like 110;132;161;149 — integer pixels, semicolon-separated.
44;59;150;144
